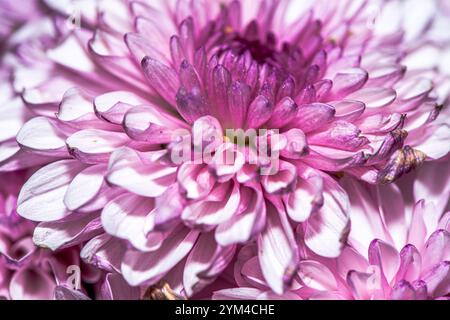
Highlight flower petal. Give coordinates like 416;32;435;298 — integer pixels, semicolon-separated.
421;230;450;273
17;160;86;222
16;117;70;156
258;201;298;295
107;147;176;197
304;177;350;258
395;245;422;283
100;273;141;300
298;260;338;291
182;181;240;228
9;267;55;300
66;129;129;164
64;164;107;211
261;160;297;194
347;87;396;110
368;239;400;283
390;280;416;300
422;261;450;298
80;234;126;273
142;57;179;107
122;226;199;286
94;91;146;125
33;213;101;251
54;286;91;300
284;175;323;222
216;185;266;246
183;232;236;296
178;163;215;200
213;288;261;300
101;193;163;252
290;103;335;133
331;68;368;97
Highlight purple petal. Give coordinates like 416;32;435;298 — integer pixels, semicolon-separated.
142;57;179;107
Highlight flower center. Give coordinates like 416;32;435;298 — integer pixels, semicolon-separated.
222;27;278;65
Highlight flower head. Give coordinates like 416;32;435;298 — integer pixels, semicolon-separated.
1;0;448;297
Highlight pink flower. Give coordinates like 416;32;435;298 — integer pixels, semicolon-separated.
1;0;448;297
214;160;450;300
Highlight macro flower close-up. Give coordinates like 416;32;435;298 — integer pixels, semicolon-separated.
0;0;448;303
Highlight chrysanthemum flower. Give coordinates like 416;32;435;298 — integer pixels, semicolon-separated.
214;160;450;300
3;0;449;297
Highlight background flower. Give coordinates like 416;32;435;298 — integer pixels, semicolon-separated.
214;159;449;300
0;172;102;299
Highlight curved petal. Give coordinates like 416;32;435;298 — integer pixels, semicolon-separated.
284;175;323;222
101;193;163;252
123;106;180;144
291;103;335;132
142;57;179;107
122;226;199;286
258;201;298;295
183;232;236;296
107;147;176;197
347;87;396;111
422;261;450;298
331;68;368;97
390;280;416;300
57;88;96;123
94;91;145;125
178;163;215;200
346;270;376;300
17;160;86;222
261;160;297;194
152;184;185;231
100;273;141;300
9;267;55;300
182;181;240;228
66;129;129;164
64;164;107;211
213;288;261;300
304;177;350;258
368;239;400;284
297;260;338;291
216;184;266;246
421;230;450;274
16;117;70;156
33;213;102;251
396;245;422;283
80;234;126;273
336;246;369;278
